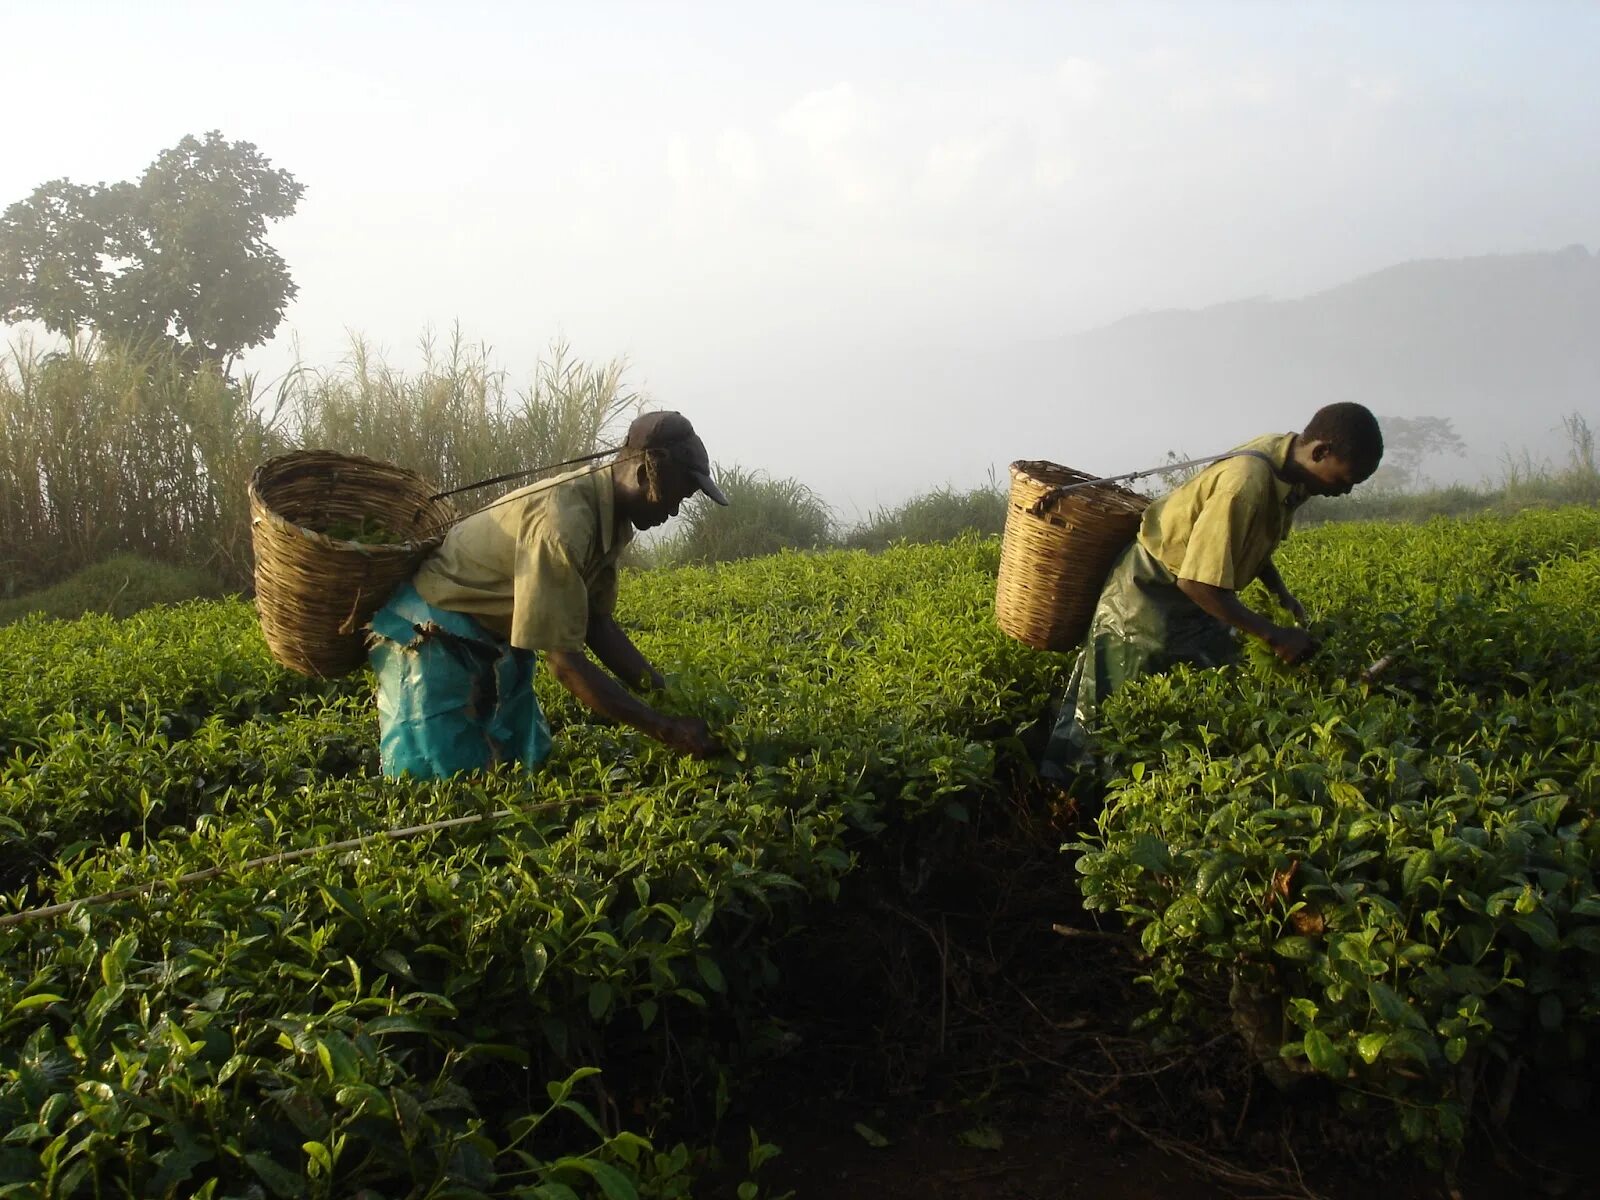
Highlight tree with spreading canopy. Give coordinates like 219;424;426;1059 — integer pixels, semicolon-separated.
0;131;304;371
1374;415;1468;490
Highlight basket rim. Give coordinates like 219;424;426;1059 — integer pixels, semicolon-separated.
249;447;434;487
248;449;454;554
1007;459;1148;510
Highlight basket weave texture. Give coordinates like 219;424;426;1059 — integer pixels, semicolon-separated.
995;460;1150;652
248;451;458;677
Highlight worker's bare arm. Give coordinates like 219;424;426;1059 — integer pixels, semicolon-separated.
585;612;665;693
1176;578;1315;664
1255;558;1307;625
545;649;720;756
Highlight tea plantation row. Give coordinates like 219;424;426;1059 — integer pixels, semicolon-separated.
0;539;1048;1198
1079;508;1600;1153
1;511;1598;1194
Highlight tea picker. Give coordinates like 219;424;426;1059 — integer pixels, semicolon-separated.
249;410;731;780
988;404;1386;780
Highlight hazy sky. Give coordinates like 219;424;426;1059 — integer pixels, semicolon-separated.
5;1;1598;512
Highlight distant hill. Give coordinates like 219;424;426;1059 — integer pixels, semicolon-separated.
730;246;1600;509
1003;245;1600;484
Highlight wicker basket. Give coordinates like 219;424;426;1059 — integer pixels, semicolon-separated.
248;451;458;677
994;460;1150;652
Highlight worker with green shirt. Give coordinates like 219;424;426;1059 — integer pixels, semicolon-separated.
1039;402;1384;779
367;410;728;779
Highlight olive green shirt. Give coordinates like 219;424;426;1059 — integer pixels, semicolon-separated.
1137;433;1304;590
412;464;633;652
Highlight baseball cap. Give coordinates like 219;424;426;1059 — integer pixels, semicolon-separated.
622;410;730;506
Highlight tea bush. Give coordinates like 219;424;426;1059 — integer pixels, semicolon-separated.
4;512;1599;1191
0;536;1050;1197
1077;509;1600;1157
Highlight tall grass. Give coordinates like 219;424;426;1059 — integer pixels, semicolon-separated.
0;329;637;593
842;479;1007;552
647;465;833;566
281;329;637;500
1298;413;1600;525
636;472;1009;567
0;338;276;593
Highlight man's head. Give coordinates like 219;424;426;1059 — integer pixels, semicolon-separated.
615;410;729;530
1296;403;1384;497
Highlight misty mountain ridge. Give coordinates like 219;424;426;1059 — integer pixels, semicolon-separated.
1016;245;1599;484
807;246;1597;511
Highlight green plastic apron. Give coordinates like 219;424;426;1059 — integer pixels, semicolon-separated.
1039;540;1237;779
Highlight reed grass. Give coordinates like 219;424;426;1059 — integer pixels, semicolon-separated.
279;327;636;501
0;328;636;592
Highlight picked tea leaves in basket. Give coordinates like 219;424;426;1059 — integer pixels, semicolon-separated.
248;450;457;677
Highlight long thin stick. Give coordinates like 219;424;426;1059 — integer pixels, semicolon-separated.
1027;449;1267;516
0;796;601;929
1359;639;1415;682
415;454;632;539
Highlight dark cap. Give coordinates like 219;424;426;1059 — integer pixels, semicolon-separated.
622;410;729;506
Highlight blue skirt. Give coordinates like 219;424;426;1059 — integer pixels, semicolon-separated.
366;584;553;780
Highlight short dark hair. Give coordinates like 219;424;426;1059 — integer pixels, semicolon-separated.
1303;403;1383;472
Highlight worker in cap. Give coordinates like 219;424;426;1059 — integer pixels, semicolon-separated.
367;410;729;779
1040;403;1384;781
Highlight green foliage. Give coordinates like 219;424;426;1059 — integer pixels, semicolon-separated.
1076;509;1600;1158
0;331;632;591
842;481;1007;552
0;536;1050;1196
0;554;226;625
633;476;1007;567
318;516;402;545
0;131;304;365
0;338;278;590
1369;415;1467;492
651;465;833;565
283;330;637;503
1301;413;1600;525
6;509;1599;1186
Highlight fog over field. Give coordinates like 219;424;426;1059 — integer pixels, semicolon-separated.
4;1;1596;511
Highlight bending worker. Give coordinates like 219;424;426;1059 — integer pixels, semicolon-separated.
1039;402;1384;779
368;410;728;778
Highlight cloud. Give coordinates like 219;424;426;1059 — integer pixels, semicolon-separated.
666;133;694;193
778;82;875;155
639;43;1463;357
1055;57;1109;106
1348;75;1400;104
917;134;992;205
715;128;765;193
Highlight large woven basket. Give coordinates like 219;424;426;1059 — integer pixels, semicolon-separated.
249;451;458;677
995;460;1150;652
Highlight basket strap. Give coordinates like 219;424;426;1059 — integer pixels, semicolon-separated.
409;444;638;534
1027;448;1289;517
426;445;623;503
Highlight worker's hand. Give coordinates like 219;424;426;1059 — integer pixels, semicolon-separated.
1267;625;1319;666
1281;593;1308;627
657;716;724;759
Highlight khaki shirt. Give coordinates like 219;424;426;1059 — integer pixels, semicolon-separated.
412;464;634;652
1137;433;1304;590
